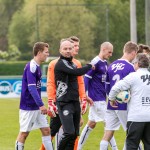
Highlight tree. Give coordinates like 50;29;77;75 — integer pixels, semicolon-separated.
0;0;24;51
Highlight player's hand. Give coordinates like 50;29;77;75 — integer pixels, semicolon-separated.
86;96;94;106
47;99;57;118
110;100;118;108
81;98;88;115
90;64;95;70
39;105;48;115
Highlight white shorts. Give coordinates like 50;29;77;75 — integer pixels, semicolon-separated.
19;109;49;132
105;109;127;131
88;101;106;122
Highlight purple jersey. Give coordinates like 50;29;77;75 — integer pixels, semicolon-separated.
20;59;42;110
84;56;108;101
106;59;135;110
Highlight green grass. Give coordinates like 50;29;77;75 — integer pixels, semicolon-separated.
0;98;125;150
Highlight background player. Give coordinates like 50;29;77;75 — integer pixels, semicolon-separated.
109;53;150;149
78;42;118;150
100;41;139;150
15;42;53;150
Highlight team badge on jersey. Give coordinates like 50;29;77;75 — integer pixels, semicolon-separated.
63;110;69;116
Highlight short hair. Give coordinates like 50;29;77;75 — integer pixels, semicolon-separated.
138;44;150;54
59;38;74;49
138;44;145;53
123;41;138;53
60;38;74;44
69;36;80;42
100;42;113;50
33;42;49;56
135;53;150;68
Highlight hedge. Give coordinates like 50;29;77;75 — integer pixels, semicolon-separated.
0;61;49;76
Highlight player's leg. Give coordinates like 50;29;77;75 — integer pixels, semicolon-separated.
78;121;96;150
15;110;37;150
57;102;77;150
74;116;84;150
40;127;53;150
37;111;53;150
109;135;118;150
56;127;64;149
39;113;62;150
100;110;120;150
126;122;143;149
15;132;29;150
141;122;150;150
78;102;98;150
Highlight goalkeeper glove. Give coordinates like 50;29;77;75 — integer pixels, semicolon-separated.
81;98;88;115
47;99;57;118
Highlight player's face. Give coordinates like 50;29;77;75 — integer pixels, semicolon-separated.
72;41;79;57
131;51;137;61
103;48;113;60
60;41;73;58
39;47;49;62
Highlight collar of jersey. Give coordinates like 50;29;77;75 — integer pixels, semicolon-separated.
60;55;73;62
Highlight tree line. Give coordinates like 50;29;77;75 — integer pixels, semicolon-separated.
0;0;145;61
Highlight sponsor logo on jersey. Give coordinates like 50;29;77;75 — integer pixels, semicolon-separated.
142;97;150;106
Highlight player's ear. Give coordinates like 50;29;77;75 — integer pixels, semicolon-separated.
59;49;62;54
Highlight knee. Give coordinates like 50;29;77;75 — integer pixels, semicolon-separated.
41;127;50;136
65;133;77;140
80;118;84;127
87;121;96;129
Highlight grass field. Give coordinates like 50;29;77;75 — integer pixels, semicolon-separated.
0;98;126;150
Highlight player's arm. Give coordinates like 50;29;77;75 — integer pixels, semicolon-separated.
47;60;58;117
74;60;89;114
109;74;132;101
47;60;57;101
26;65;47;114
84;64;96;105
56;60;93;76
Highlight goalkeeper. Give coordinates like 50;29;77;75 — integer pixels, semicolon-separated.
39;36;93;150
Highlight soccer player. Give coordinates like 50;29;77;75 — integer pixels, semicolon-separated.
109;53;150;149
15;42;53;150
100;41;138;150
55;39;94;150
77;42;118;150
39;36;92;150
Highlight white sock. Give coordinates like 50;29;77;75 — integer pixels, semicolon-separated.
78;124;93;150
42;136;53;150
55;127;64;149
15;141;24;150
138;142;143;150
110;136;118;150
100;140;109;150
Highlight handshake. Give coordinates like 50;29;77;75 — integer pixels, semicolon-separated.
47;99;58;118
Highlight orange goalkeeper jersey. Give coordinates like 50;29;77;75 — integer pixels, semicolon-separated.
47;58;86;102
